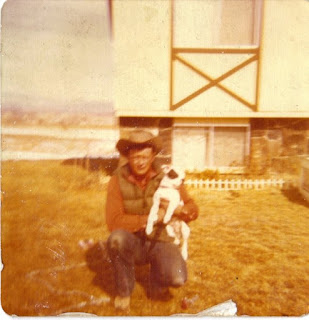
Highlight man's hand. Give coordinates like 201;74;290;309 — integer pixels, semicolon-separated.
174;204;185;215
174;202;198;222
154;198;198;225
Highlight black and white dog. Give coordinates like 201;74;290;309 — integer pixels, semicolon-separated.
145;165;190;260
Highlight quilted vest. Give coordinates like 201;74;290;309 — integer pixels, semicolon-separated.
116;164;164;216
116;164;176;242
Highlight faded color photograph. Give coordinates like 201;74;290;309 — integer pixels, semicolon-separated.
1;0;309;317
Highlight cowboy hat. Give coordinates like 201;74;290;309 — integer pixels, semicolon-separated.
116;130;162;156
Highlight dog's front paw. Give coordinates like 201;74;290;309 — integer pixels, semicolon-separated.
163;215;171;224
182;252;188;261
145;224;153;235
181;243;188;260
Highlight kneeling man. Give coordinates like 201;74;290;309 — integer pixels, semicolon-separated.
106;130;198;311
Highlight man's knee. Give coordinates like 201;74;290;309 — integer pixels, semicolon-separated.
107;229;128;252
154;269;187;288
171;269;187;287
151;242;188;287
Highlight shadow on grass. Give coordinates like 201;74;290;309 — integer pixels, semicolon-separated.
84;242;151;299
84;242;116;297
281;187;309;208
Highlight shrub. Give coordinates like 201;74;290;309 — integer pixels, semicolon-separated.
185;169;220;180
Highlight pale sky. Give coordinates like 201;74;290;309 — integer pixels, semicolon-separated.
1;0;113;113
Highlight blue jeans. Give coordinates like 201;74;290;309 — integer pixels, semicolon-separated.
107;229;187;297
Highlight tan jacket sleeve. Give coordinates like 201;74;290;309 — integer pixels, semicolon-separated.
178;184;199;223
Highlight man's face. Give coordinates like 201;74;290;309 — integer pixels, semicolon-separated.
128;147;155;177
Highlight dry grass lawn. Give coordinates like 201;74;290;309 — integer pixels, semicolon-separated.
1;160;309;316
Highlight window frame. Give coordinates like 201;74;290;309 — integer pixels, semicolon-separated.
172;120;251;173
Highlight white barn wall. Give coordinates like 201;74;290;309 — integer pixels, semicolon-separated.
113;0;308;117
113;0;170;114
258;0;309;112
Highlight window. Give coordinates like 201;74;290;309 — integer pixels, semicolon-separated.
172;122;250;171
173;126;207;170
213;127;248;167
174;0;263;48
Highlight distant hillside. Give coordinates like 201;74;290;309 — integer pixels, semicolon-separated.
1;106;118;129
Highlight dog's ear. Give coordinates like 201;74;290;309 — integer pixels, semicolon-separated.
174;167;185;179
167;169;179;179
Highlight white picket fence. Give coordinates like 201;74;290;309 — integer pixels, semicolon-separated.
184;178;285;190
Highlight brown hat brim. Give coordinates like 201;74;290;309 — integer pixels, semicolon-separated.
116;137;162;156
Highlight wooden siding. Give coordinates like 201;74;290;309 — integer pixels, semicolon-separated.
113;0;309;118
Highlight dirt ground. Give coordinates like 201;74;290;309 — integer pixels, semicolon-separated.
1;160;309;316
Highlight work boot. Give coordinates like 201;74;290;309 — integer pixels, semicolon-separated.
114;295;130;311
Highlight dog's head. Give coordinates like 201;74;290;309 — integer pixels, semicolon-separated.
161;165;185;188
